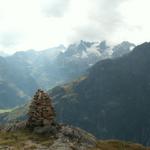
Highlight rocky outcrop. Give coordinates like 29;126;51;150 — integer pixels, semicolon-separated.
49;125;96;150
1;89;97;149
26;89;56;129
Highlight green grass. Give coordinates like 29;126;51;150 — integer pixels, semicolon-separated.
0;109;12;114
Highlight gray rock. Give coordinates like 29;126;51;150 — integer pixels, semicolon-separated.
60;125;96;146
33;125;59;135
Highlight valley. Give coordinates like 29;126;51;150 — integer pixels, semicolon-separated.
0;40;134;108
1;42;150;146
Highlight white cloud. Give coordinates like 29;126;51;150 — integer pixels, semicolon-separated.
0;0;149;53
40;0;70;17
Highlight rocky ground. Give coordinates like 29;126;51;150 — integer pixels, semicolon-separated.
0;89;150;150
0;125;96;150
0;90;96;150
0;129;149;150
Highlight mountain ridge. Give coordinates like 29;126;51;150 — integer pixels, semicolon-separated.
0;40;134;108
1;42;150;145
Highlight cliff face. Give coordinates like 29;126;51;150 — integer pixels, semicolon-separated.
48;42;150;145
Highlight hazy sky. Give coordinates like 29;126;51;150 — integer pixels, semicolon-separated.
0;0;149;53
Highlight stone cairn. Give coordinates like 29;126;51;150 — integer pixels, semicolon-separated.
26;89;56;129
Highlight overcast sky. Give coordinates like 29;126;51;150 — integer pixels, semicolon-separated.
0;0;150;53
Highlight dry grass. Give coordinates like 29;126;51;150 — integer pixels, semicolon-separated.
91;140;150;150
0;130;54;149
1;131;150;150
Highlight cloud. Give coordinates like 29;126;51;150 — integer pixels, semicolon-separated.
0;0;150;53
40;0;70;17
0;32;22;48
68;0;128;43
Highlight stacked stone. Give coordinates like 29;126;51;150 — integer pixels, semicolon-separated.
27;89;56;129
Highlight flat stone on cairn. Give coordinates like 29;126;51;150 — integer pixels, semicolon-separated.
26;89;56;129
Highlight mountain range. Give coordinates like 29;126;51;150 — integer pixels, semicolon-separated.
1;42;150;145
0;40;134;108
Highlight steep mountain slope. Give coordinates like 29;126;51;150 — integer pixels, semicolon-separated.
0;93;149;150
0;41;134;108
0;56;33;108
6;45;66;89
0;46;65;108
1;42;150;145
112;41;135;58
1;89;150;150
50;42;150;145
56;41;135;79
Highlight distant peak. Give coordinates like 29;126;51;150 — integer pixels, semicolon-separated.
120;41;135;47
97;40;110;50
79;40;94;47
